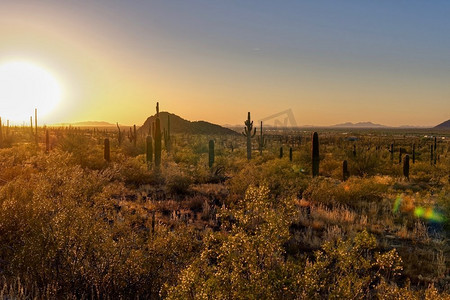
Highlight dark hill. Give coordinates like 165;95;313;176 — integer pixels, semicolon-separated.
434;119;450;129
138;112;239;135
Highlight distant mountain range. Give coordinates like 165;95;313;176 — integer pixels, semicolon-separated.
434;119;450;129
138;112;239;135
331;122;386;128
53;121;119;127
53;118;450;131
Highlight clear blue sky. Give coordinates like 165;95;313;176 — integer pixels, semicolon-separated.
1;0;449;126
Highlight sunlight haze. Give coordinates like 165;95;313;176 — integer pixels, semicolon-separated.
1;1;449;126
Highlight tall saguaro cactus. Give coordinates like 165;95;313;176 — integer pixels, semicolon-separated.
128;125;137;147
312;132;319;177
242;112;256;160
104;138;110;162
343;160;349;181
116;123;123;146
153;102;162;168
209;140;215;168
389;143;394;161
403;154;410;179
412;143;415;164
146;135;153;169
257;121;266;155
430;144;434;165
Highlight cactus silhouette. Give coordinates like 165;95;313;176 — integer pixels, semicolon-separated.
209;140;215;168
153;102;162;168
256;121;266;155
146;135;153;169
128;125;137;147
430;144;433;165
104;138;110;162
116;123;123;146
389;143;394;161
289;147;293;162
343;160;349;181
412;143;415;164
312;132;319;177
242;112;256;160
279;146;283;158
403;154;410;179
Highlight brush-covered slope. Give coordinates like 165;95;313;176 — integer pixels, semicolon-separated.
138;112;239;135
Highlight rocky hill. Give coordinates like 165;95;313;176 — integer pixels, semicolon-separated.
138;112;239;135
434;119;450;129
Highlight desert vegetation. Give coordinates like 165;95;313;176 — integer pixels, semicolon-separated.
0;109;449;299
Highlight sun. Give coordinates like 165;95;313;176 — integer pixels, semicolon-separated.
0;61;62;123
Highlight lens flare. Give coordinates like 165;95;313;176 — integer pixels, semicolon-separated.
392;194;402;213
393;194;445;223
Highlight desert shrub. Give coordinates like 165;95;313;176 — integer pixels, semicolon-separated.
303;177;388;209
165;185;298;299
0;151;202;298
320;154;342;178
57;132;107;169
227;159;309;198
166;186;427;299
297;230;403;299
347;148;383;176
166;173;192;196
109;154;155;185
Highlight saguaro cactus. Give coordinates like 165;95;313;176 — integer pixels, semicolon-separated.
153;102;162;168
412;143;415;164
343;160;349;181
128;125;137;147
209;140;215;168
430;144;434;165
389;143;394;161
403;154;410;179
242;112;256;160
312;132;319;177
116;123;123;146
257;121;266;155
279;147;283;158
104;138;110;162
146;135;153;168
289;147;293;162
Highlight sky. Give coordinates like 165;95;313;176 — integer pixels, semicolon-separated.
0;0;449;126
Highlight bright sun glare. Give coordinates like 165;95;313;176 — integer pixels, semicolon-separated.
0;61;62;123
